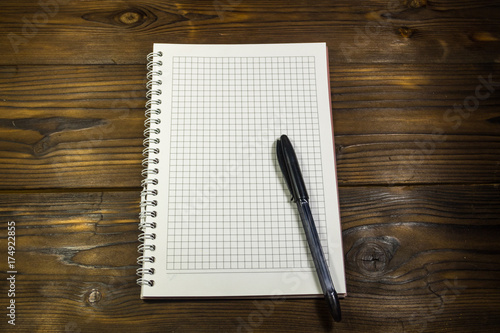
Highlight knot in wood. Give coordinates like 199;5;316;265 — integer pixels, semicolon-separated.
335;144;345;155
346;236;400;276
115;9;147;27
357;242;388;273
399;27;414;38
402;0;427;8
119;11;141;25
86;289;102;305
33;136;51;156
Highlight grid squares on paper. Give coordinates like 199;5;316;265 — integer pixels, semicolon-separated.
166;56;329;271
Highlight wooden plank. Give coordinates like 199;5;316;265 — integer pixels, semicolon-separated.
1;0;499;65
0;64;499;189
0;65;146;189
0;186;498;331
332;63;500;185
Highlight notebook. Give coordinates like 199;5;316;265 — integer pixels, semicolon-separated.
137;43;346;299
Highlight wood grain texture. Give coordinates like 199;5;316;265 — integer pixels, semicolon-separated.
0;64;499;188
0;0;499;331
0;187;498;332
1;0;500;65
0;65;146;189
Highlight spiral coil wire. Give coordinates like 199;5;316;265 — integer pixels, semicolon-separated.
136;51;163;287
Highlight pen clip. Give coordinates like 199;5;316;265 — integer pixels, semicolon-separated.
276;135;309;203
276;137;295;202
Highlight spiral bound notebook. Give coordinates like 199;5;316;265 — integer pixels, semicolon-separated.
137;43;346;299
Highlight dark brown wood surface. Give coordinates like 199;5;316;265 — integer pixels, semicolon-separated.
1;0;499;332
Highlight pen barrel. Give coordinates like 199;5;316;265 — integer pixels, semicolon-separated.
298;200;341;322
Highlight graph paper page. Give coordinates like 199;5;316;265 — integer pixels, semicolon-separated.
141;43;345;298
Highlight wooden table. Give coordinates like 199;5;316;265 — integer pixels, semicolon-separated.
1;0;499;332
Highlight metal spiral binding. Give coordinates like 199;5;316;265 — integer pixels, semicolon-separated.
137;50;163;288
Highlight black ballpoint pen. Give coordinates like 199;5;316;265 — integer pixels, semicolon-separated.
276;134;341;322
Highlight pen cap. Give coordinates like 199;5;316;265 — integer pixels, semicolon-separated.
280;135;309;201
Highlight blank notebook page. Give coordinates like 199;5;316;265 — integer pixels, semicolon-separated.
141;43;345;298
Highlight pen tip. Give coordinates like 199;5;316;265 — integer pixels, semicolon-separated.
326;290;341;322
